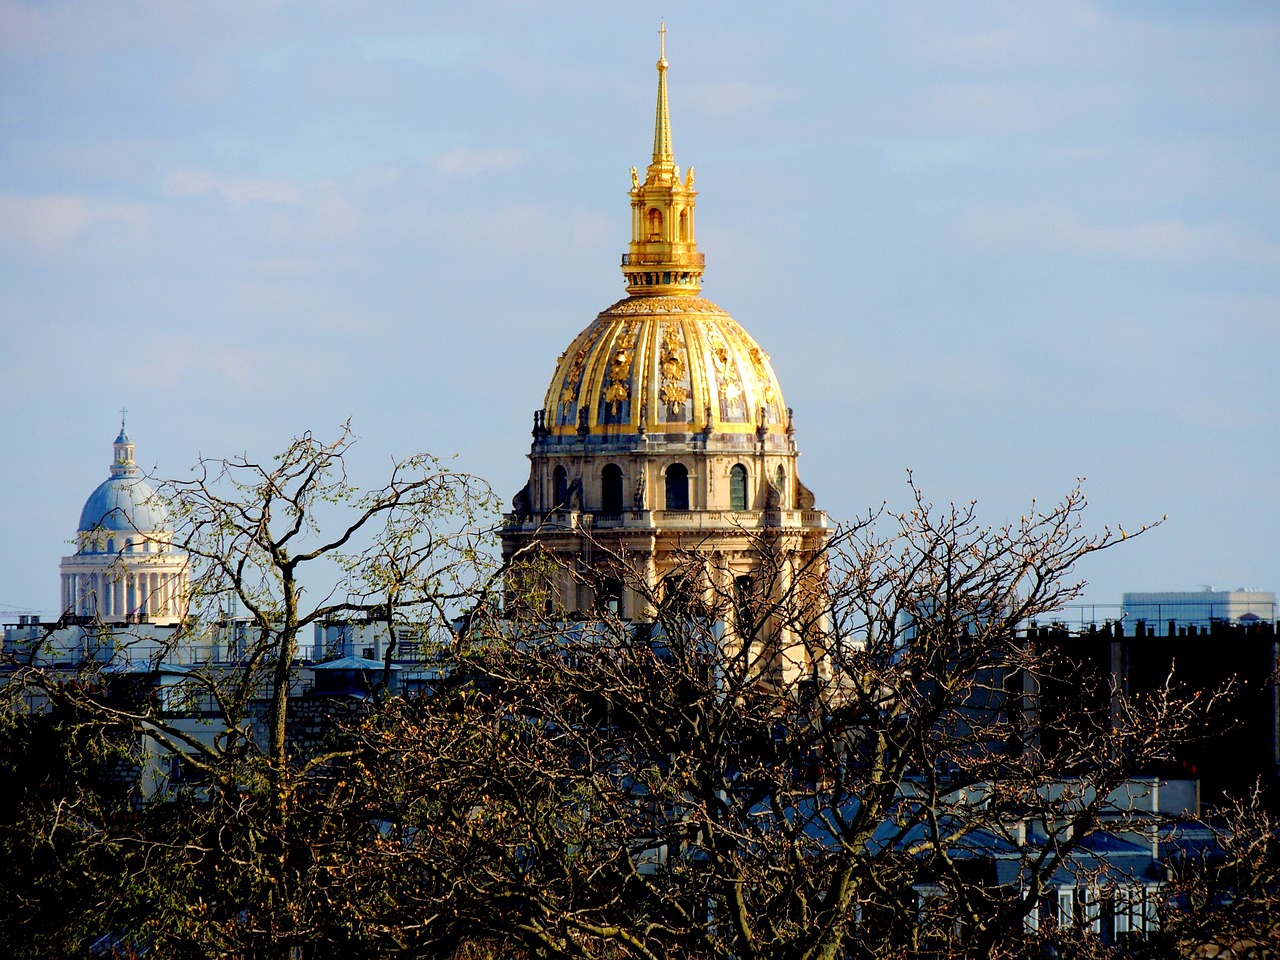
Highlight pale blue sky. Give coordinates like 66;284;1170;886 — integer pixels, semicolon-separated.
2;2;1277;619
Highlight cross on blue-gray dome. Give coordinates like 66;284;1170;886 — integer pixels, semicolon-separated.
78;425;168;535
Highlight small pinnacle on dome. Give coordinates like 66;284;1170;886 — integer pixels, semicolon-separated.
652;22;673;164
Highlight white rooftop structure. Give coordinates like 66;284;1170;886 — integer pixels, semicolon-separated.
1121;588;1276;629
58;421;187;623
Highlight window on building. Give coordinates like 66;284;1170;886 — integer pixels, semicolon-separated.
665;463;689;510
1084;886;1102;936
1024;900;1039;933
661;574;700;618
597;577;624;618
1142;885;1158;933
730;464;748;511
553;465;569;510
1058;887;1075;928
601;464;624;515
775;464;787;507
1113;886;1133;936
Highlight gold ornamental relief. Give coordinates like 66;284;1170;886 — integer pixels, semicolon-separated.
736;338;779;408
603;323;638;415
659;324;686;382
558;348;588;410
603;296;726;317
706;328;743;405
660;382;689;409
606;378;632;412
603;379;629;411
658;323;689;414
707;329;730;373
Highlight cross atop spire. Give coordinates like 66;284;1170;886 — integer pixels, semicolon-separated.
115;407;132;446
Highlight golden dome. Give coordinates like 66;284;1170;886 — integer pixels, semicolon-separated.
538;31;790;443
543;295;788;439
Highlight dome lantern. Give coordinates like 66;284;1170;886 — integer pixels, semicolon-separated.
622;22;704;298
111;412;137;478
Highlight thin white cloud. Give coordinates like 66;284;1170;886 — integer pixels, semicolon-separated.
148;335;258;390
163;170;305;206
961;204;1280;264
426;146;523;177
159;170;368;242
358;34;484;69
875;137;989;174
0;0;291;55
0;194;150;249
903;5;1104;71
689;80;788;120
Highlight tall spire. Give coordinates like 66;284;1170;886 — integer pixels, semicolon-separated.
622;24;704;298
652;22;673;165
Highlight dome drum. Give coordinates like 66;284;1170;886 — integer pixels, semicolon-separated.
507;451;820;530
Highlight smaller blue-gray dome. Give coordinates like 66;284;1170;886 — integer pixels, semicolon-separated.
76;426;169;535
78;475;167;533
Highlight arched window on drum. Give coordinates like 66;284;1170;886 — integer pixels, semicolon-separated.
729;464;748;511
601;464;624;515
665;463;689;511
552;465;569;510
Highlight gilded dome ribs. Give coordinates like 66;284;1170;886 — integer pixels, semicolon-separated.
539;297;790;440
